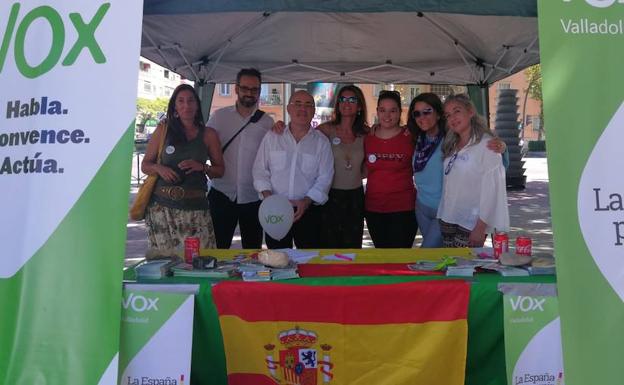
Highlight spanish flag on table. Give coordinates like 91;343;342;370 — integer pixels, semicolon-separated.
213;280;470;385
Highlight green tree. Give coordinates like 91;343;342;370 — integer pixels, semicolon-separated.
523;64;544;140
136;97;168;132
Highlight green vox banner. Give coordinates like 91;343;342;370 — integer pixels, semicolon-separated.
538;1;624;384
119;286;196;385
501;284;563;385
0;1;142;384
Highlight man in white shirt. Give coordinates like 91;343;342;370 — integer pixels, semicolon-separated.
207;68;274;248
253;90;334;249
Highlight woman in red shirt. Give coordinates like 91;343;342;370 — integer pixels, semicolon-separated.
364;90;417;247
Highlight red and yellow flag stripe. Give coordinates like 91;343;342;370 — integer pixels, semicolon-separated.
213;280;470;385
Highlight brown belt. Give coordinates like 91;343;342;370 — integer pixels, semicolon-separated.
154;186;206;201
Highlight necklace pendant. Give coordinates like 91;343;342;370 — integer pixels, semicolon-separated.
345;160;353;170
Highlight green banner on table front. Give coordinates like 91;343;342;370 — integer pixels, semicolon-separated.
0;1;142;384
503;294;563;385
119;288;195;385
538;1;624;384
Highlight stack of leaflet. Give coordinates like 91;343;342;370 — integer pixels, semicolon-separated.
239;262;272;281
270;262;299;280
135;257;181;279
526;256;556;275
481;263;529;277
407;260;440;272
446;266;476;277
409;257;509;277
171;262;238;279
238;261;299;281
447;257;506;277
526;266;556;275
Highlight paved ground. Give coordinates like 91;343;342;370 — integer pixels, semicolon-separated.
125;152;553;263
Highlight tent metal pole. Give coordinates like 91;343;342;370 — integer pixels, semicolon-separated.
508;36;538;75
467;84;489;124
204;42;231;80
262;63;299;73
420;14;478;62
174;44;200;81
348;64;392;74
297;63;340;76
196;82;215;122
481;85;489;124
203;13;272;80
305;73;378;84
397;66;470;84
387;64;431;76
484;46;510;83
284;84;291;125
453;42;478;83
142;31;175;72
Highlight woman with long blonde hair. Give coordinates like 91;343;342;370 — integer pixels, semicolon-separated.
437;94;509;247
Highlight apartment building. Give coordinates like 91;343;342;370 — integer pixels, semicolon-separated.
135;58;541;142
137;57;190;100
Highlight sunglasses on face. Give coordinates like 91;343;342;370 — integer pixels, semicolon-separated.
412;107;434;119
338;96;358;104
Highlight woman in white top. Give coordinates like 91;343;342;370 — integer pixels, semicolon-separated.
437;94;509;247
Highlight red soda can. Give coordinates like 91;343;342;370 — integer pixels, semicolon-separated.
184;236;200;264
493;232;509;258
515;236;532;256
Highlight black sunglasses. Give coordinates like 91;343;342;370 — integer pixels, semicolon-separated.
338;96;358;104
412;107;434;119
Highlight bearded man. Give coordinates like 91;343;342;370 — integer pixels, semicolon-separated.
206;68;274;248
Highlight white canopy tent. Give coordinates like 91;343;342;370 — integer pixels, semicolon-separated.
140;0;539;113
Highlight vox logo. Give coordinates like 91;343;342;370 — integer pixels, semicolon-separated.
264;214;284;224
509;296;545;312
0;3;110;78
563;0;624;7
122;293;159;312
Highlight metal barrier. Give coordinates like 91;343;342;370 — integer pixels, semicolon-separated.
132;140;148;185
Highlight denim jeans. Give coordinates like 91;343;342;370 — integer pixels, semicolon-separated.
415;200;443;248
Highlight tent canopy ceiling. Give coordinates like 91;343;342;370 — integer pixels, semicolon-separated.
141;0;539;85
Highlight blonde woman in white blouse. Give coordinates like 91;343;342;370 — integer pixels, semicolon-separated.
437;94;509;247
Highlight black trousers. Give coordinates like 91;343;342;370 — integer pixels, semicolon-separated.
265;204;322;249
208;188;263;249
365;210;418;248
320;187;364;248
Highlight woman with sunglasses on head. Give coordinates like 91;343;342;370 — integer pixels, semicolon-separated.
437;94;509;248
316;85;369;248
364;90;417;248
407;93;508;248
271;85;369;248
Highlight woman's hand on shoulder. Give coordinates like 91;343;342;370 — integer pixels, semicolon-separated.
316;122;332;138
487;137;506;154
272;120;286;135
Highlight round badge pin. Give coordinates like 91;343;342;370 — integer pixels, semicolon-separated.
165;145;175;155
332;137;341;146
368;154;377;163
